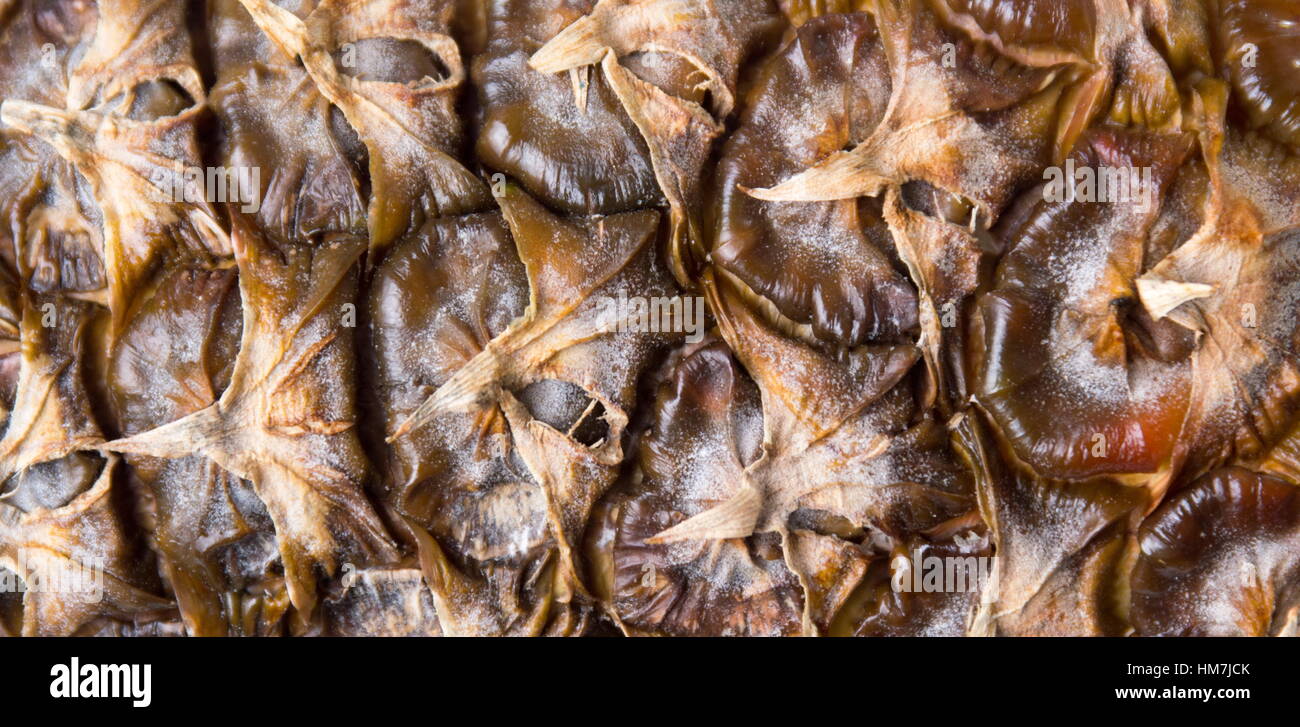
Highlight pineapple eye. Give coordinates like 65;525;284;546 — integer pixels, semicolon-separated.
515;379;610;448
475;1;666;216
618;50;716;113
1220;0;1300;150
331;37;450;87
94;79;197;120
0;452;102;512
713;14;919;348
123;79;196;120
976;125;1198;480
934;0;1097;60
1132;467;1300;636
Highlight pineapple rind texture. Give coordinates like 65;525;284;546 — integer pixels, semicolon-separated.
0;0;1297;636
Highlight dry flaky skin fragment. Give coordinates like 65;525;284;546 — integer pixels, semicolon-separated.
235;0;491;256
782;526;875;633
596;270;972;634
378;183;680;634
102;223;398;620
1131;467;1300;636
881;187;982;411
595;53;722;286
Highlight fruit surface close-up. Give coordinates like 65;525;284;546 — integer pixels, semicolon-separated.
0;0;1298;637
